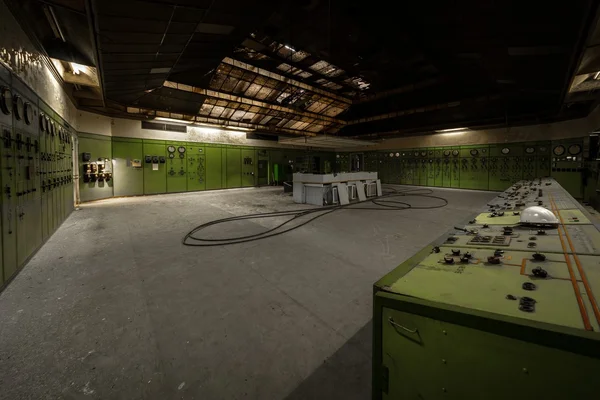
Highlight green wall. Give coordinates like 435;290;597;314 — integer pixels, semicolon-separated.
359;138;586;198
77;136;335;202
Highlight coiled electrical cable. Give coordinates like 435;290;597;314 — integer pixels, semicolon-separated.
183;186;449;246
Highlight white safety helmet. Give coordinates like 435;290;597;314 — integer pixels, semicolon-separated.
520;206;559;226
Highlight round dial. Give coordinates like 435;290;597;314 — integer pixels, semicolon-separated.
1;87;13;115
525;147;535;154
553;145;566;156
429;159;433;163
394;152;398;157
167;146;176;153
40;114;47;131
13;95;24;120
501;147;510;155
179;153;185;159
539;146;547;152
168;153;175;159
24;102;33;125
482;149;487;153
470;149;479;156
388;153;393;157
178;146;186;153
336;154;340;158
413;151;419;157
50;121;55;136
429;151;433;155
568;144;582;155
443;150;450;157
420;151;427;157
452;150;459;156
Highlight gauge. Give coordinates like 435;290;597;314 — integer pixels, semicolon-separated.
422;159;426;163
501;147;510;155
443;150;450;157
539;146;547;152
525;147;535;154
470;149;479;156
413;151;419;157
429;151;433;155
179;153;185;159
40;114;47;131
388;153;393;157
452;150;459;156
167;146;176;153
168;153;175;159
482;149;487;153
336;154;340;158
24;102;33;125
51;121;56;136
178;146;186;153
13;95;24;120
395;152;400;157
420;151;427;157
1;87;13;115
568;144;582;155
553;145;566;156
429;159;433;163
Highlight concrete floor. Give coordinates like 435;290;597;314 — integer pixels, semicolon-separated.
0;186;497;400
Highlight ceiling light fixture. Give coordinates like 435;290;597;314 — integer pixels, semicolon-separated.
594;71;600;80
436;127;469;133
284;45;295;51
70;62;83;75
155;117;193;125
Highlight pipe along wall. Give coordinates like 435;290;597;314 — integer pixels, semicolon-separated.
0;76;75;288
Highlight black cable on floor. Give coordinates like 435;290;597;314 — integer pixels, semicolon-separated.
182;186;449;246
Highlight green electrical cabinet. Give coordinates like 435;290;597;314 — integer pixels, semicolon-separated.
432;149;443;187
166;143;187;193
226;147;242;188
489;144;522;191
241;148;255;187
536;143;551;178
112;139;144;197
551;139;585;198
418;150;429;186
459;145;489;190
205;145;223;190
1;107;16;284
256;149;269;186
143;141;166;195
187;144;206;192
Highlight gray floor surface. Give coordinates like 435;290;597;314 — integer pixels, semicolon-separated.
0;185;497;400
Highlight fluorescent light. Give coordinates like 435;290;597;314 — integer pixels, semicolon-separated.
155;117;192;125
438;131;465;136
70;62;84;75
223;126;254;132
284;45;295;51
594;71;600;80
436;127;469;133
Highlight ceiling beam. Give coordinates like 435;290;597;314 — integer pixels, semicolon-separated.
84;0;106;108
163;81;346;125
222;57;352;105
125;107;317;137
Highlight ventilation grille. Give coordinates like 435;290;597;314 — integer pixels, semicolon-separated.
141;121;187;133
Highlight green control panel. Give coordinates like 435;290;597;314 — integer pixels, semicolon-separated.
372;178;600;399
358;140;585;198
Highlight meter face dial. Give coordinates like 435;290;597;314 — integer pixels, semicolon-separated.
452;150;459;156
525;147;535;154
388;153;393;157
568;144;582;155
413;151;419;157
167;146;176;153
24;102;33;125
178;146;186;153
443;150;450;157
13;95;24;120
539;146;547;152
470;149;478;156
40;114;47;131
1;87;13;115
553;145;566;156
501;147;510;155
420;151;427;157
168;153;175;159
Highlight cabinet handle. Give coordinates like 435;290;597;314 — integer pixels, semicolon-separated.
388;317;418;334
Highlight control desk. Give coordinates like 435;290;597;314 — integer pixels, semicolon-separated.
373;178;600;399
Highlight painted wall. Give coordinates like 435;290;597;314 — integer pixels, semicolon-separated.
344;105;600;151
0;0;77;126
